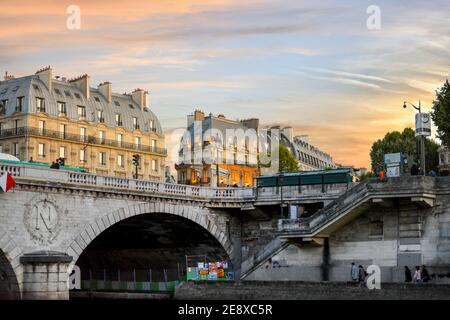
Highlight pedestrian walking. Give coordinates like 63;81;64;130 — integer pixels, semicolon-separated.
413;266;422;284
421;265;430;283
351;262;358;282
404;266;412;283
358;265;366;284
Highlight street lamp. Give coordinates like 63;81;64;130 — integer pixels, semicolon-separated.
279;172;285;218
403;100;426;176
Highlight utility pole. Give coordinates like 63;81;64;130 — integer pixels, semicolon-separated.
403;100;427;176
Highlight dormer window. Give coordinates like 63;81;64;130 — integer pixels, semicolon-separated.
36;98;45;112
114;101;120;107
74;92;81;99
128;104;134;109
115;113;122;126
94;96;100;102
0;100;6;115
54;88;62;95
64;90;72;98
16;97;24;112
77;105;86;118
1;88;8;94
133;117;139;129
57;101;66;115
97;110;104;123
33;84;40;91
12;86;19;92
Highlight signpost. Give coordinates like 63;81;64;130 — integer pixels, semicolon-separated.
384;153;402;178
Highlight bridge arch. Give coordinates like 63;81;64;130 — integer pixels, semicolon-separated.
67;201;234;266
0;227;22;299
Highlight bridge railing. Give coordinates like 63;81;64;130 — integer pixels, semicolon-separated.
0;162;255;200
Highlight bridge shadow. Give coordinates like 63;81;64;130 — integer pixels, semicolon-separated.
72;213;230;297
0;249;20;300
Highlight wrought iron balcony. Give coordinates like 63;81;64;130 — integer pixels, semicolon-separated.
0;126;167;156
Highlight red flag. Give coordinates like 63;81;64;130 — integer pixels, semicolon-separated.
0;173;16;192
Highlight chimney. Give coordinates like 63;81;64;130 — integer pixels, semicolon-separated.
194;110;205;121
4;71;15;81
68;74;90;99
131;88;149;109
98;81;112;103
35;66;52;91
282;127;294;143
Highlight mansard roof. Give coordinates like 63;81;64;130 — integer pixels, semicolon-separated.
0;75;163;136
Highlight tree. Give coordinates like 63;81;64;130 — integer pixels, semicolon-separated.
278;145;299;173
431;80;450;147
370;128;415;173
370;128;440;173
425;138;440;173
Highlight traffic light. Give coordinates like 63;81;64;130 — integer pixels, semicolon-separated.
132;154;140;167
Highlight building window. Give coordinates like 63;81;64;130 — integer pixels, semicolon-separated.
14;120;19;134
0;145;2;153
97;110;104;123
59;146;66;159
36;98;45;112
151;139;157;149
99;131;105;144
77;105;86;118
80;149;86;163
80;127;87;142
151;159;157;172
57;101;66;115
38;143;45;157
0;100;6;115
149;120;154;130
133;117;139;130
16;97;24;112
0;123;3;136
12;143;19;158
98;152;106;165
135;137;141;149
59;124;67;139
117;134;123;147
118;154;124;168
115;114;122;126
38;120;45;134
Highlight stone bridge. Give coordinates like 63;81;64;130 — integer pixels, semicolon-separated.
0;162;347;299
1;162;450;299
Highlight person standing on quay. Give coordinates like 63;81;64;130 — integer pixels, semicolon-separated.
404;266;412;283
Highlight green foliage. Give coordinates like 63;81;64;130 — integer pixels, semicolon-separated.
431;80;450;147
278;145;299;173
370;128;415;173
425;138;440;173
358;172;375;181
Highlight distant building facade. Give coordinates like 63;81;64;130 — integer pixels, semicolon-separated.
176;110;259;187
268;126;336;172
0;67;166;181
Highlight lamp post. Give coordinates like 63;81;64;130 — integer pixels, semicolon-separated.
279;172;285;218
403;101;426;176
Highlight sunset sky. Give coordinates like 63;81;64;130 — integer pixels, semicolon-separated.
1;0;449;169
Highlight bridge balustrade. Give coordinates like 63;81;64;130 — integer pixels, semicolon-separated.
0;162;255;200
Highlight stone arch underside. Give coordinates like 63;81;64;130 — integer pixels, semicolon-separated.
66;201;234;268
0;227;22;300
